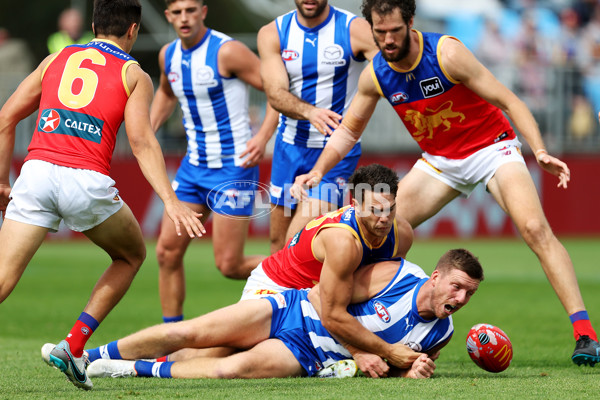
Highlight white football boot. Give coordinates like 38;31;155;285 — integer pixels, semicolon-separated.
315;359;358;378
87;359;138;378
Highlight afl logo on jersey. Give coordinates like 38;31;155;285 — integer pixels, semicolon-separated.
282;49;299;61
168;71;179;83
38;109;61;133
390;92;409;104
373;301;391;323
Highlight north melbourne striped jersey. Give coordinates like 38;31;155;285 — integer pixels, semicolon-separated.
275;6;365;149
164;29;252;168
269;258;453;374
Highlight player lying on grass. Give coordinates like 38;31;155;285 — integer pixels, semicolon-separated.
291;0;600;366
50;249;483;379
241;163;416;376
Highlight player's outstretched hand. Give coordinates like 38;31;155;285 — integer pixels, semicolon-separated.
0;184;11;221
239;134;267;168
290;171;323;202
308;107;341;136
405;354;436;379
387;343;421;369
353;351;389;378
164;199;206;238
536;150;571;189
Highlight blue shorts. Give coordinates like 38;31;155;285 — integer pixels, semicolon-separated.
267;289;350;376
173;157;259;216
269;137;361;209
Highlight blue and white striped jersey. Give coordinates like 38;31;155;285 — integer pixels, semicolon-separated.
164;29;252;169
275;6;366;148
268;258;454;375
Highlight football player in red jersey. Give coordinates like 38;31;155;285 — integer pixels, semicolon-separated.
0;0;205;390
292;0;599;367
82;248;483;380
239;163;417;376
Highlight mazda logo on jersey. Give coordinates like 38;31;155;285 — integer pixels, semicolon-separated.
322;45;346;66
419;77;444;98
37;108;104;144
195;66;218;88
282;49;299;62
373;301;391;323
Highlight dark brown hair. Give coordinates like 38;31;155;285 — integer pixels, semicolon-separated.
436;248;484;281
361;0;416;26
93;0;142;37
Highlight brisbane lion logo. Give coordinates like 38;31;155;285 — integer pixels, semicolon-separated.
403;101;465;142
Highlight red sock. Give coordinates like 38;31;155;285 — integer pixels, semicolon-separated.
157;356;168;362
65;312;99;357
573;319;598;342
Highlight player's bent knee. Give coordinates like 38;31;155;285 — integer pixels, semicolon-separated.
213;359;252;379
115;244;145;272
163;323;200;347
156;243;186;269
215;258;247;280
130;242;147;267
520;218;553;246
269;235;286;254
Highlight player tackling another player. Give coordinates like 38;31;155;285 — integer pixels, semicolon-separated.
291;0;600;366
73;249;484;379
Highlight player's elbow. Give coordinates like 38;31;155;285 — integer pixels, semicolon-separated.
0;110;18;134
129;134;157;159
320;312;346;334
264;90;285;114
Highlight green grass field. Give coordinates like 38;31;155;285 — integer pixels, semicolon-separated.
1;238;599;399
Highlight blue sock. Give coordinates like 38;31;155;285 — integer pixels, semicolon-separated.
569;310;589;323
134;360;173;378
163;315;183;323
85;340;122;363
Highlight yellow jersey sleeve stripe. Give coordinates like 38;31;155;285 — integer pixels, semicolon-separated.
311;224;361;260
122;60;139;97
41;53;61;81
370;62;384;97
392;219;400;257
438;35;461;85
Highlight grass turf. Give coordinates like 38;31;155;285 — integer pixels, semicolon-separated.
1;237;599;399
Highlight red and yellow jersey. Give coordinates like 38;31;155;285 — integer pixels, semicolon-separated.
261;205;402;289
370;31;515;159
26;40;138;175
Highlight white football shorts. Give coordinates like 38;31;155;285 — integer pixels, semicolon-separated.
6;159;124;232
240;262;291;300
414;138;525;197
